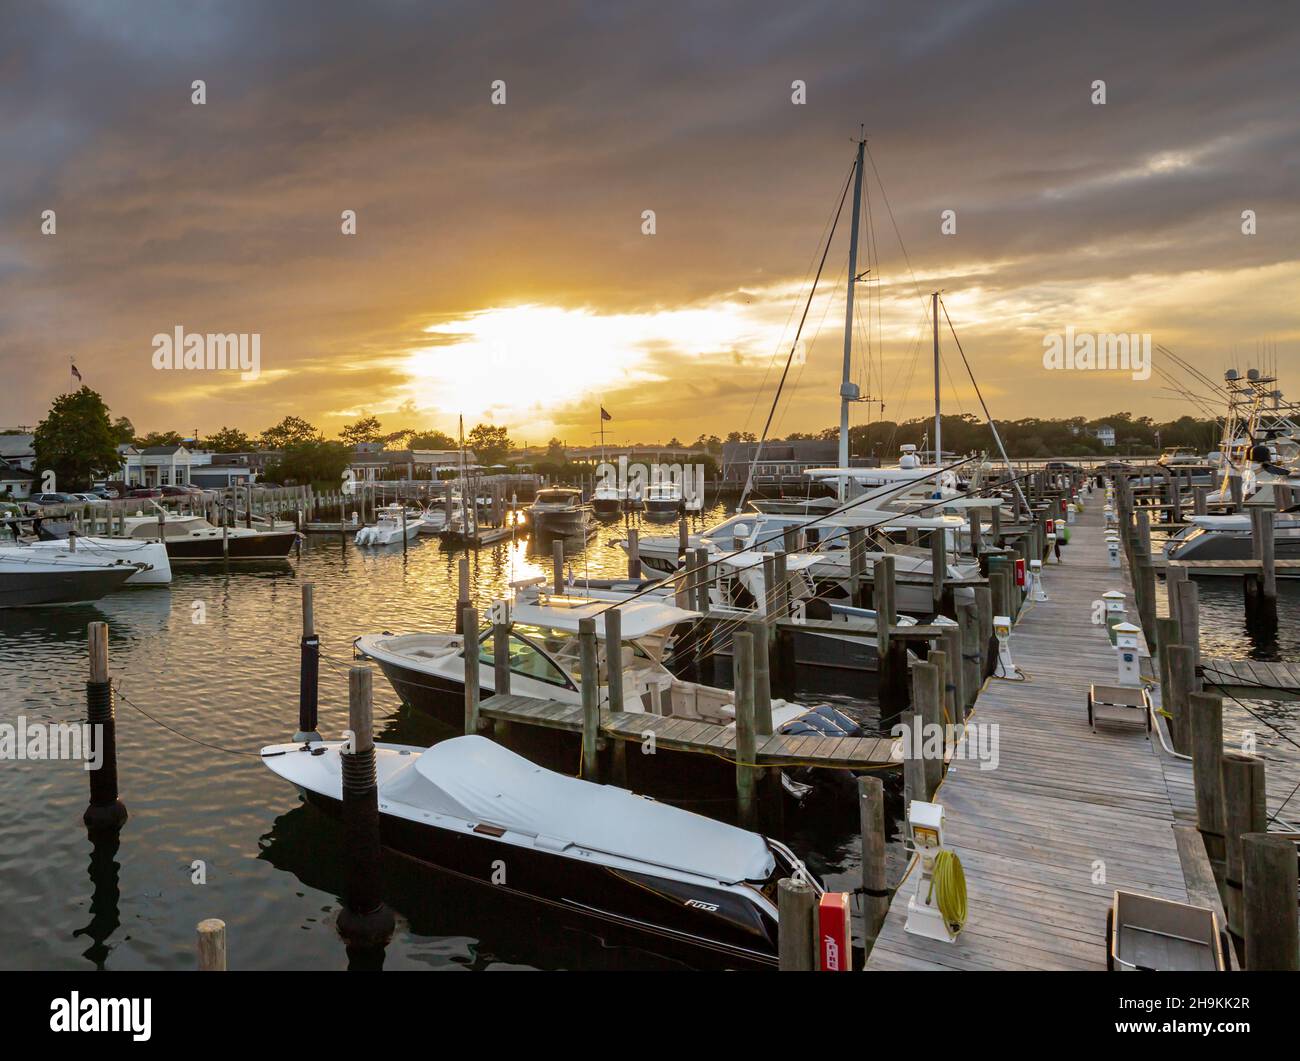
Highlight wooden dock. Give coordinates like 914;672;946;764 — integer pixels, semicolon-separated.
479;693;900;769
1199;659;1300;698
866;503;1195;970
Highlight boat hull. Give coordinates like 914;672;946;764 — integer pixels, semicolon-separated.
0;564;137;608
297;786;777;969
166;530;298;561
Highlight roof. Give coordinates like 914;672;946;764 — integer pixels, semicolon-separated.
511;593;699;637
386;736;774;883
0;434;34;458
139;445;187;456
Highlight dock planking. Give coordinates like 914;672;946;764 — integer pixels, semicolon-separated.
866;501;1194;971
479;692;901;768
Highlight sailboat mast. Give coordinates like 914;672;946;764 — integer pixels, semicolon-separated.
932;291;941;465
838;138;866;500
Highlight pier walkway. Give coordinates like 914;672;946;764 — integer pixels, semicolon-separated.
866;505;1192;971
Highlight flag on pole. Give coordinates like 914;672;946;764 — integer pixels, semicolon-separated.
70;360;82;383
600;406;612;421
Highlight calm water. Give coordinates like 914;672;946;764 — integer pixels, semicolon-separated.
3;504;1296;970
0;504;908;971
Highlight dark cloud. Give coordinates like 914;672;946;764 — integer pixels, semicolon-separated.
1;0;1296;438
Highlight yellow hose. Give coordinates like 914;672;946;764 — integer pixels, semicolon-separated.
927;849;968;936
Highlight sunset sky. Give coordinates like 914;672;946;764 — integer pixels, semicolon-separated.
2;1;1297;446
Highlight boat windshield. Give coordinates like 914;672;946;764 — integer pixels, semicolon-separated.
476;626;572;688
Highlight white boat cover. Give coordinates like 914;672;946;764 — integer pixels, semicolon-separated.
510;594;699;639
382;736;774;883
717;551;820;572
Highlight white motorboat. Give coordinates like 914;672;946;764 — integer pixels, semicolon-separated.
21;535;171;585
526;487;591;537
262;733;817;967
355;504;422;546
0;548;147;607
355;580;846;735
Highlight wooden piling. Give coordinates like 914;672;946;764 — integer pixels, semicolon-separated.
910;659;942;801
196;918;227;971
930;529;946;611
734;630;758;829
83;622;127;831
967;509;982;558
777;877;817;971
1164;643;1196;756
578;618;600;781
858;776;888;951
295;583;321;742
1220;751;1266;954
463;605;481;734
747;617;773;735
626;527;640;579
1188;691;1227;884
552;539;565;595
848;527;867;608
1241;833;1300;970
603;607;623;715
492;613;511;697
337;665;395;948
874;555;896;697
456;556;470;633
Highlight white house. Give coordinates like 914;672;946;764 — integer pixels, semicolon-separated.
121;444;193;486
1092;425;1116;448
0;433;36;472
0;459;34;499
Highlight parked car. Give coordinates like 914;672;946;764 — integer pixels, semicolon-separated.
70;492;107;504
126;487;163;499
27;492;82;507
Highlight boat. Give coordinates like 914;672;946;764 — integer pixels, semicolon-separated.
355;504;422;546
0;548;146;607
591;482;629;519
356;580;848;734
22;534;171;585
1163;511;1300;575
643;482;685;518
526;487;590;537
117;514;298;560
261;733;819;967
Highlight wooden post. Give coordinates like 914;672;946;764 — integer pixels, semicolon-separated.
1165;644;1196;756
693;547;712;615
957;602;980;712
910;659;942;801
83;622;127;831
1241;833;1300;970
1189;691;1227;884
552;538;565;595
493;612;511;697
400;506;408;554
579;618;600;781
777;877;816;971
967;509;982;558
1193;485;1208;516
747;618;773;735
939;627;963;723
295;583;321;742
973;584;994;678
1220;751;1266;955
626;527;640;579
196;918;227;971
455;555;470;633
858;776;888;951
1248;507;1277;624
734;630;758;829
337;665;395;948
929;528;945;611
1228;471;1243;510
874;555;895;693
770;551;788;620
1135;555;1158;652
463;606;481;734
604;607;623;715
990;501;1002;542
848;526;867;608
1173;577;1201;672
677;516;689;563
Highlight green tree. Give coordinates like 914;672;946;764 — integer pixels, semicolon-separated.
408;429;456;450
467;423;511;464
33;387;122;490
340;415;383;446
264;440;352;486
202;426;253;453
110;416;135;446
134;430;184;448
260;416;321;450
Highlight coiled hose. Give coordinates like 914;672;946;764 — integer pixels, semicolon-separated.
927;849;968;936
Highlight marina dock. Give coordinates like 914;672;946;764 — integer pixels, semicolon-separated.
479;692;900;768
866;493;1299;971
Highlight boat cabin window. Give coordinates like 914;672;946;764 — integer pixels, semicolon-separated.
476;626;572;689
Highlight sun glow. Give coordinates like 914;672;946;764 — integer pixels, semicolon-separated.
401;301;781;433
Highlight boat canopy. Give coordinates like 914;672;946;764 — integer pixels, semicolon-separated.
385;736;775;883
510;593;699;638
804;466;941;483
817;509;965;530
716;551;820;572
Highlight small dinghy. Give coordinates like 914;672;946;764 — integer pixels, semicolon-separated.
261;734;819;967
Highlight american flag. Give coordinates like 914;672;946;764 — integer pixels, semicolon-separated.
600;406;612;421
70;361;82;383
